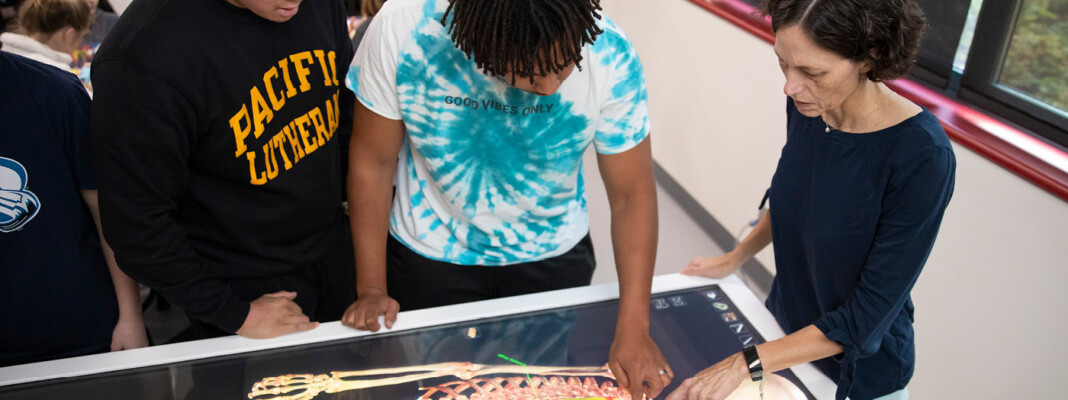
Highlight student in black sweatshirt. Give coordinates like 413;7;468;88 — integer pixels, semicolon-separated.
91;0;356;339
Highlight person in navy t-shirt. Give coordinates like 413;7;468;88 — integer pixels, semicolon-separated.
0;51;147;367
672;1;954;400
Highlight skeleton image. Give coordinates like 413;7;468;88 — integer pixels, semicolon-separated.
248;361;808;400
248;362;626;400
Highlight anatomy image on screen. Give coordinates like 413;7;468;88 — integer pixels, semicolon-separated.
248;361;807;400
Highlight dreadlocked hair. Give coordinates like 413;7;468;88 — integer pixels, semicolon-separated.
441;0;603;84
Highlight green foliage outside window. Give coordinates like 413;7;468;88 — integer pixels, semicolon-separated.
999;0;1068;113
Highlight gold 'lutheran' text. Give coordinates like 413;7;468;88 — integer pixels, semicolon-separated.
229;50;341;185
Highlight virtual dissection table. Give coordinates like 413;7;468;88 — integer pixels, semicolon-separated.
0;274;836;399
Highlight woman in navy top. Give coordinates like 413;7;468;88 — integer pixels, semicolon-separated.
668;1;954;400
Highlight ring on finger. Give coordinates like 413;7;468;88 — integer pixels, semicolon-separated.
658;368;668;376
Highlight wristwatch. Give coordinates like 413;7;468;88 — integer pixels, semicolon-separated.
743;344;765;400
742;344;763;381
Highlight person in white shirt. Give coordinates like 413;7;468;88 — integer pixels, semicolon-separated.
0;0;89;74
342;0;672;398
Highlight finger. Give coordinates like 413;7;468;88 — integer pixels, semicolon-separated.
376;315;389;330
659;363;676;386
610;361;630;397
341;309;356;327
688;379;706;400
352;308;368;330
265;291;296;299
681;264;706;275
646;373;667;399
649;363;675;399
385;302;400;329
342;309;356;327
349;306;369;329
626;366;644;400
279;302;301;317
291;320;319;333
365;314;381;332
286;314;311;325
352;314;368;330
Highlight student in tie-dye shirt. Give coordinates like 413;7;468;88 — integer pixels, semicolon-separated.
342;0;672;397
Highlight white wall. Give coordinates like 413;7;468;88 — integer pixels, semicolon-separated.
601;0;1068;398
108;0;131;14
601;0;785;273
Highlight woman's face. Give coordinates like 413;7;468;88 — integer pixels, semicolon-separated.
773;25;870;118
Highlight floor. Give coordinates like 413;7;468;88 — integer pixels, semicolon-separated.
142;149;726;344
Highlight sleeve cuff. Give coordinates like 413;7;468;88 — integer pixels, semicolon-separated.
814;318;859;359
355;94;402;121
207;294;251;334
594;128;651;155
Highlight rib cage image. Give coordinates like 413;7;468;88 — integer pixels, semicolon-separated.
248;362;629;400
420;375;626;399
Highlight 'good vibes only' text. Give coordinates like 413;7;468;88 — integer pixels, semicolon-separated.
443;96;556;116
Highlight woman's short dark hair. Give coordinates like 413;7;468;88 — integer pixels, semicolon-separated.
761;0;928;82
441;0;603;84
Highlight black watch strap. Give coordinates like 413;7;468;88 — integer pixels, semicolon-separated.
743;344;764;382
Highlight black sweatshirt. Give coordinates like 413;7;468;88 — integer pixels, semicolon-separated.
91;0;354;333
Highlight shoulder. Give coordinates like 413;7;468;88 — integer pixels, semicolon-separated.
357;0;431;53
888;109;956;181
590;15;637;57
892;109;954;157
0;52;89;141
0;52;86;100
586;15;644;90
373;0;431;29
94;0;202;66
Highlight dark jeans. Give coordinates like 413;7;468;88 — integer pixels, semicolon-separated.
386;234;596;311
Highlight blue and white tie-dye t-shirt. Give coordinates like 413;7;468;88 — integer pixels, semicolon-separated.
347;0;650;266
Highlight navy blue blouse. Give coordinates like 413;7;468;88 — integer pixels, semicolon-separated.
766;98;955;400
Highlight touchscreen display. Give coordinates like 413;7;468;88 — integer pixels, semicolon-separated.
0;285;814;400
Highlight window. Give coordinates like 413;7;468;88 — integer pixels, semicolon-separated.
960;0;1068;147
707;0;1068;146
910;0;973;89
998;1;1068;117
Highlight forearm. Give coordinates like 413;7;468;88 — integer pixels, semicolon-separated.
731;210;772;261
609;185;658;331
103;246;144;324
82;190;143;324
756;325;842;374
348;144;396;295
